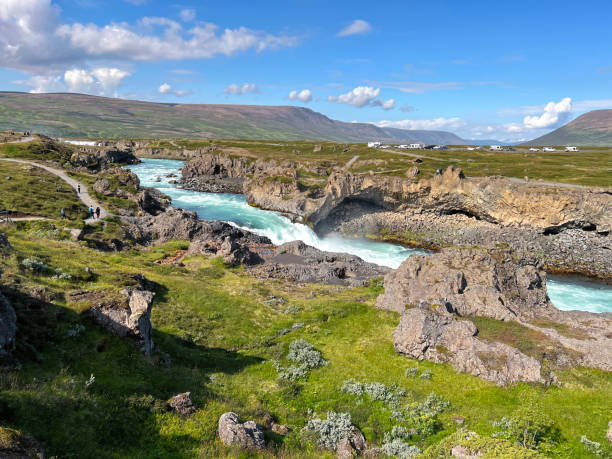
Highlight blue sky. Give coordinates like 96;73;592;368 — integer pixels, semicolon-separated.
1;0;611;141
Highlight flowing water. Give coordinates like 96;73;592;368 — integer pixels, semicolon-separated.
127;158;612;313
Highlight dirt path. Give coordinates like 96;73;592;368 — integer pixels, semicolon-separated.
0;158;109;223
344;155;360;171
2;136;36;144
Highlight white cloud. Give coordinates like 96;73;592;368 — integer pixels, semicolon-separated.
158;82;193;97
523;97;572;129
328;86;394;110
223;83;260;95
375;117;466;131
288;89;312;103
0;0;298;75
15;66;130;96
337;19;372;37
179;9;195;22
368;80;463;94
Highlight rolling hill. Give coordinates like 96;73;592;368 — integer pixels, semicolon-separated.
524;110;612;146
0;91;466;144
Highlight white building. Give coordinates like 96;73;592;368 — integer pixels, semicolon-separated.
489;145;503;151
565;146;579;152
368;141;382;148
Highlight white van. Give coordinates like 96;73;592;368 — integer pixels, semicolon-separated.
529;147;540;152
565;146;579;152
543;147;557;152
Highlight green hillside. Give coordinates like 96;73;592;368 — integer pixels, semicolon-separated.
0;92;462;144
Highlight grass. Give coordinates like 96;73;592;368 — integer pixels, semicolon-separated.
0;161;87;220
0;226;611;458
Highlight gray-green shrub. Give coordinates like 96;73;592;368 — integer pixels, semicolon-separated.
305;411;353;450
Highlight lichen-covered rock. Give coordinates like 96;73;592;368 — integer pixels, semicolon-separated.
336;427;367;458
393;301;547;385
218;412;265;450
89;275;156;355
0;292;17;358
167;392;196;416
377;247;555;321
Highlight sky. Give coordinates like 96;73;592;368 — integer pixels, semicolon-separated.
1;0;611;141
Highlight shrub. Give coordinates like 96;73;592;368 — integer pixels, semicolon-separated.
580;435;605;457
305;411;353;450
492;404;559;450
419;370;432;379
340;379;405;409
21;258;49;273
381;437;422;458
274;339;328;381
405;367;418;378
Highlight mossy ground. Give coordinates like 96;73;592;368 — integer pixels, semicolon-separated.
0;226;611;458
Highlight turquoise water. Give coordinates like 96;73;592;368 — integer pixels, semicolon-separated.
127;158;612;313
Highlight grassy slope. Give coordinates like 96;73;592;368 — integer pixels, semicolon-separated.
0;225;611;458
156;138;612;187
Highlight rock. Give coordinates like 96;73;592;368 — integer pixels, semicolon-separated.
0;232;10;249
270;423;290;435
89;275;156;355
413;157;423;163
336;427;367;459
0;426;45;458
451;444;481;458
392;301;547;385
313;145;322;152
218;412;265;450
93;178;112;195
607;420;612;445
376;247;555;321
0;292;17;358
69;228;83;241
137;187;170;216
249;240;388;286
167;392;196;416
453;415;466;425
405;166;420;178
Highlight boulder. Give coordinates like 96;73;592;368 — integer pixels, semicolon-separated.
167;392;196;416
89;275;156;355
336;427;367;458
93;178;112;195
405;166;420;179
377;247;555;321
0;292;17;358
393;301;546;385
218;412;265;450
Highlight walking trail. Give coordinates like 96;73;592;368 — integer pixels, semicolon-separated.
0;157;109;223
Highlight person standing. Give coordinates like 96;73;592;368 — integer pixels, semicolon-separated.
77;184;81;194
95;207;101;219
60;208;66;219
89;206;94;218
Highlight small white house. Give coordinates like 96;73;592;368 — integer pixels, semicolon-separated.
489;145;503;151
529;147;540;152
565;146;579;152
368;141;382;148
543;147;557;152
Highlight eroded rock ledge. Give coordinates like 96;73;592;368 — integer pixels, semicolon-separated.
377;246;612;384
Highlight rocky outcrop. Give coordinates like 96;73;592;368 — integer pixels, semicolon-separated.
181;154;255;193
0;291;17;359
376;247;555;321
336;427;367;458
0;426;45;458
89;275;156;355
393;301;546;385
218;412;265;450
70;146;139;171
167;392;196;416
249;240;388;286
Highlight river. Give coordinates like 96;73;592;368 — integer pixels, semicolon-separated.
127;158;612;314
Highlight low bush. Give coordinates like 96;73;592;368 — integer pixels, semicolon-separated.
274;339;328;381
305;411;353;450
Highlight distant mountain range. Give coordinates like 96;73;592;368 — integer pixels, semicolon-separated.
524;110;612;146
0;91;474;144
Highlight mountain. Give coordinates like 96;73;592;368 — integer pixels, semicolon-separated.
0;91;467;144
524;110;612;146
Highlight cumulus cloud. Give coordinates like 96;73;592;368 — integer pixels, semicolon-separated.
288;89;312;103
158;82;193;97
337;19;372;37
16;66;130;96
375;117;466;131
523;97;572;129
0;0;298;75
223;83;260;95
179;8;195;22
328;86;394;110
